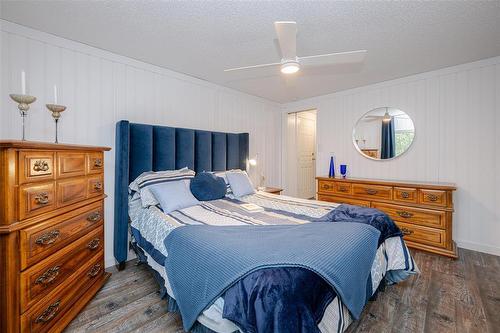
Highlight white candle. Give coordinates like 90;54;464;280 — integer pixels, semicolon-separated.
21;71;26;94
54;85;58;104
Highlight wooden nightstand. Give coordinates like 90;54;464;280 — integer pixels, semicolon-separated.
258;187;283;195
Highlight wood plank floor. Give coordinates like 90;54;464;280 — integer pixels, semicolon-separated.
65;248;500;333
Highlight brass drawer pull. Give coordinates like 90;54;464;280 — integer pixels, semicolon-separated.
93;182;103;191
400;191;410;199
88;264;102;278
322;184;331;190
33;160;50;172
338;186;348;192
426;194;439;202
34;192;50;205
87;211;102;222
35;266;60;285
35;230;60;246
93;158;103;168
365;188;378;195
35;300;60;323
401;227;413;236
397;211;414;218
87;238;101;250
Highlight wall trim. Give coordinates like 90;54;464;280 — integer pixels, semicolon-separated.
105;258;117;269
456;240;500;257
0;19;281;108
283;55;500;110
4;18;497;111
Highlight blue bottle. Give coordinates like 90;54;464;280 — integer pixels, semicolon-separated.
328;156;335;178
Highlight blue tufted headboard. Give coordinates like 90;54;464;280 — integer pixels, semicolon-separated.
113;120;249;267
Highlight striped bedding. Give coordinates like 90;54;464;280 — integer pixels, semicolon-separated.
129;191;418;333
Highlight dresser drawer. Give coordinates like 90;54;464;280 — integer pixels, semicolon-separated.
373;202;446;229
393;187;417;203
87;152;104;174
317;194;371;208
19;151;56;184
396;221;447;248
20;201;104;269
21;250;104;333
57;152;86;179
87;175;104;198
352;183;393;200
19;182;56;220
333;182;352;195
57;177;87;207
20;227;104;312
318;180;352;195
419;189;447;207
318;180;335;193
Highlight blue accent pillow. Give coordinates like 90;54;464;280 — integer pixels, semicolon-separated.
190;172;227;201
150;180;200;214
226;171;256;197
213;171;233;195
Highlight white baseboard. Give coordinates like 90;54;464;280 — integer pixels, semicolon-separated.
456;240;500;257
104;251;137;269
105;258;116;269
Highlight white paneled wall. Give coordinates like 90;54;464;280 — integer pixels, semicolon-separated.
284;56;500;256
2;19;499;260
0;21;282;267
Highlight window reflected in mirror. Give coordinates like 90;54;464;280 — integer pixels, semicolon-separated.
353;107;415;160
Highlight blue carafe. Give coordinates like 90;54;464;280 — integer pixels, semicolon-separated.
328;156;335;178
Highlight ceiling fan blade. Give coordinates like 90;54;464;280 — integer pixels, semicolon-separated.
274;21;297;61
299;50;367;67
224;62;281;72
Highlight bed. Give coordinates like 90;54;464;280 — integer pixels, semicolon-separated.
114;120;418;333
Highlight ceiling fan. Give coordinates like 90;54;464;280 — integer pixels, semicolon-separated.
224;21;367;75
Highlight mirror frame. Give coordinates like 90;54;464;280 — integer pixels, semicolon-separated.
352;107;416;161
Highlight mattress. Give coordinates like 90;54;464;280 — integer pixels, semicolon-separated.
129;192;417;333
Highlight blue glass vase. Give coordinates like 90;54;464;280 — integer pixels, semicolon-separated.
328;156;335;178
340;164;347;179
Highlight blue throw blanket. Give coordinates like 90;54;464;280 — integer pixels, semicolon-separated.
221;204;402;332
313;204;402;245
222;267;337;333
164;222;380;331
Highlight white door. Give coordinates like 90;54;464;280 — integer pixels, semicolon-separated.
296;111;316;199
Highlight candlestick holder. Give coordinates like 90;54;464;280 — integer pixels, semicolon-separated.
9;94;37;140
46;104;67;143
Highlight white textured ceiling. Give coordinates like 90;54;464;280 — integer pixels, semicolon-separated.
2;1;500;103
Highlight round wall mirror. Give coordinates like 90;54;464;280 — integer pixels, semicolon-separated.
353;107;415;160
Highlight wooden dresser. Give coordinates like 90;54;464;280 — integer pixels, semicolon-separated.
0;141;111;333
316;176;457;258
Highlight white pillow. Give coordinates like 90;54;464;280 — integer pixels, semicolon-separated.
226;170;255;198
213;171;235;196
149;180;200;214
129;168;195;207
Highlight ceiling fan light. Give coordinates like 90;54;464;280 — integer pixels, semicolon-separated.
281;62;300;74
